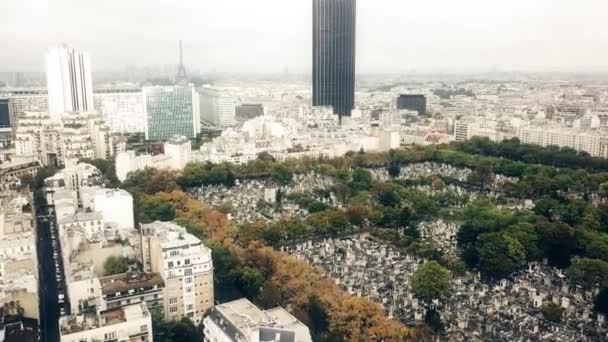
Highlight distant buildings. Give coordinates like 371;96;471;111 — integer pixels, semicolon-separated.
203;298;312;342
0;98;13;151
313;0;357;120
15;111;114;167
93;88;145;133
141;221;213;325
199;87;237;127
163;136;192;170
115;136;192;182
397;95;427;115
235;104;264;122
45;46;94;120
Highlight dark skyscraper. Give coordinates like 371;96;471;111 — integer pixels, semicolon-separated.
313;0;356;121
397;95;427;115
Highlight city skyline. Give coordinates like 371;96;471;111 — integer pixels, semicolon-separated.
3;0;608;74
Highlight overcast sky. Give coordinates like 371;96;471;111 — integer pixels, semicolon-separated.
2;0;608;74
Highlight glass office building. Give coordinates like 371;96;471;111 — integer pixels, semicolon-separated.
313;0;356;121
143;86;200;141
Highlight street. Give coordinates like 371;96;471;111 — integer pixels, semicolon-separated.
35;197;64;342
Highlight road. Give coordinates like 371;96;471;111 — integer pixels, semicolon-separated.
35;198;64;342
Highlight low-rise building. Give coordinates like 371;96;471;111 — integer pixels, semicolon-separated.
59;304;152;342
99;272;164;314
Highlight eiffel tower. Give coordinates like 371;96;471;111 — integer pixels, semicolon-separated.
176;40;188;85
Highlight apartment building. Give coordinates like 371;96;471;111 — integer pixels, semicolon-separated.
140;221;213;325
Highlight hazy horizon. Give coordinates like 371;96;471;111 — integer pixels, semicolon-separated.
3;0;608;74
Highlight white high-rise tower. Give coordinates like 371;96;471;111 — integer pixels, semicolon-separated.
45;46;94;121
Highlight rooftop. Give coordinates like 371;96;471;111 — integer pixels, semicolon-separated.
60;304;149;336
208;298;311;342
99;272;164;296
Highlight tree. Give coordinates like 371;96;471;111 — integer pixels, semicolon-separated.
378;190;401;208
307;295;330;338
411;261;450;302
351;168;373;192
476;232;526;278
19;174;34;190
308;201;329;213
541;302;564;323
103;256;131;276
238;266;266;299
567;258;608;289
594;288;608;316
467;162;495;192
424;309;444;334
387;163;400;178
271;164;293;186
256;282;283;309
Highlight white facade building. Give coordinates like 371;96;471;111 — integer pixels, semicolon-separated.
87;188;134;230
46;46;94;121
59;304;152;342
15;111;113;167
203;298;312;342
164;136;192;170
199;87;237;127
140;221;214;324
93;89;145;133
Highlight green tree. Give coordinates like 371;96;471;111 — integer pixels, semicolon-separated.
594;288;608;316
411;261;450;302
541;302;564;323
350;168;373;192
271;164;293;186
567;258;608;289
103;256;131;276
378;190;401;208
238;266;266;299
308;201;329;213
387;163;401;178
476;232;526;278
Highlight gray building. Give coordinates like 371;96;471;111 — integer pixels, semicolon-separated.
0;98;13;150
397;94;427;115
312;0;356;121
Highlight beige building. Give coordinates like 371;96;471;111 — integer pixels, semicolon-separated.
0;191;39;321
59;303;152;342
140;221;213;325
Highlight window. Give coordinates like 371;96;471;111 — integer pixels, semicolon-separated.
104;332;117;341
184;268;192;276
169;306;178;313
185;277;193;284
168;261;174;268
186;304;194;311
169;297;177;305
170;250;179;257
184;259;190;265
186;286;193;293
